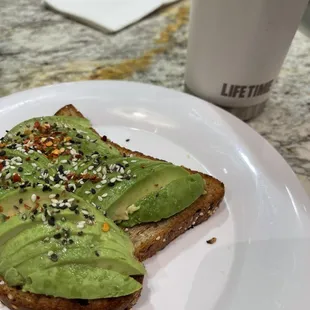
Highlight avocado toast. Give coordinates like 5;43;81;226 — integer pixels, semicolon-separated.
0;104;225;310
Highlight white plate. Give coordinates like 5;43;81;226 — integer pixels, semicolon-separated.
0;81;310;310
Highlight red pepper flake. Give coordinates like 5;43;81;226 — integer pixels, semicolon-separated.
25;157;30;161
0;163;4;171
12;173;21;183
34;121;41;129
36;196;40;200
24;204;31;210
101;135;107;142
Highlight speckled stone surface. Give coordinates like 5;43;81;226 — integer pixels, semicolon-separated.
1;0;310;193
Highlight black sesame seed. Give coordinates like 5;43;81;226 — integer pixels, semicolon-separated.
76;133;83;139
43;204;48;208
30;215;35;221
95;251;100;257
96;205;101;210
103;155;108;160
13;205;19;210
55;193;60;199
21;214;27;221
48;216;55;226
156;193;159;198
69;205;78;211
91;188;96;194
53;233;62;239
19;198;23;204
78;150;84;155
78;231;84;236
17;167;23;172
108;182;115;187
42;185;52;192
68;239;74;245
75;209;80;215
50;253;58;262
0;150;6;156
125;139;130;142
33;209;38;215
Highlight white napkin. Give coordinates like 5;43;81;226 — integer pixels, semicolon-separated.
43;0;180;33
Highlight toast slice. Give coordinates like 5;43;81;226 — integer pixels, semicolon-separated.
0;104;225;310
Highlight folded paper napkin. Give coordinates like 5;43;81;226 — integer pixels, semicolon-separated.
43;0;180;33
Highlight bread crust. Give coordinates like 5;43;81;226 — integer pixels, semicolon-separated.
0;104;225;310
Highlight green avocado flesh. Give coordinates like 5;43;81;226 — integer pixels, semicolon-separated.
0;115;205;299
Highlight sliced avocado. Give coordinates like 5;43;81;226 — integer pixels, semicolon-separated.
120;174;205;227
5;116;91;139
77;157;164;208
0;148;56;190
16;245;145;277
23;265;142;299
0;234;97;275
107;165;189;221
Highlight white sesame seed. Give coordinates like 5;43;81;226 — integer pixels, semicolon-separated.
59;203;65;207
124;228;129;232
81;210;89;215
62;248;67;253
31;194;37;202
51;199;58;204
68;198;75;202
0;280;4;285
42;214;46;222
96;185;102;189
123;160;128;165
110;177;116;183
48;251;54;256
127;170;131;174
29;150;34;154
37;150;42;154
10;166;16;169
5;173;11;179
101;180;107;185
61;160;67;163
131;160;137;163
91;202;96;207
102;193;108;198
85;191;91;194
98;196;103;201
49;194;56;199
53;184;61;188
96;166;102;172
77;221;86;229
156;236;161;240
163;239;166;242
7;294;13;300
31;163;37;167
49;176;54;181
120;168;125;174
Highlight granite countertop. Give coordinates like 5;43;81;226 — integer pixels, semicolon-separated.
1;0;310;193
